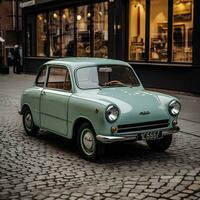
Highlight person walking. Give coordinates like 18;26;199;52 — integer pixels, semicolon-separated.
13;45;21;74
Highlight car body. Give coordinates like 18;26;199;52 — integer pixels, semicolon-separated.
19;57;181;160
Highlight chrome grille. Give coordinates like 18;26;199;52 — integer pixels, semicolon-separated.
117;119;169;133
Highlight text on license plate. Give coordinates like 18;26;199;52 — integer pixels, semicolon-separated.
141;131;162;141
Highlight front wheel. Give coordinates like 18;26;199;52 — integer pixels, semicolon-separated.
147;134;172;152
23;107;39;136
77;123;105;161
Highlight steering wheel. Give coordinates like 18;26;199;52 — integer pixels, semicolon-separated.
105;80;123;86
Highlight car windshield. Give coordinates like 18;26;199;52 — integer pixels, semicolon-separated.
76;65;140;89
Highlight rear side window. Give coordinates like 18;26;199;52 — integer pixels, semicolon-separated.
36;66;47;87
47;66;71;92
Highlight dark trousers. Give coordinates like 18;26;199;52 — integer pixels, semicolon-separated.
13;62;20;74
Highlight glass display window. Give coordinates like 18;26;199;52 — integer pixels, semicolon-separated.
172;0;193;63
36;13;48;56
61;8;75;57
33;0;195;64
76;5;91;57
149;0;168;62
93;2;108;58
129;0;146;61
49;11;61;57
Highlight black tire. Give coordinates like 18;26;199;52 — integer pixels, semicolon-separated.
77;123;105;161
147;134;172;152
22;107;39;136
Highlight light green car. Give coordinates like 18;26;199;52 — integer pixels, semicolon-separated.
19;57;181;160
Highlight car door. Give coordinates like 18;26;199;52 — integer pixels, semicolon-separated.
40;65;72;135
31;65;47;127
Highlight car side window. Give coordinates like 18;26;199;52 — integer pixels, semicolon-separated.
47;66;72;92
36;66;47;87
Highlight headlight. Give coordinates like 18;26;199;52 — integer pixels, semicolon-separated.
169;100;181;116
105;105;119;122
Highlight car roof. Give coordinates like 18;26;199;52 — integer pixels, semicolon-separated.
45;57;130;70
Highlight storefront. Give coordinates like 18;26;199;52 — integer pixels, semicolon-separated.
21;0;200;93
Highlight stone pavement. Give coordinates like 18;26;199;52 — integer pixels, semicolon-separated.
0;71;200;200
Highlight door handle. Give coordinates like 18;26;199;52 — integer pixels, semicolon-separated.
41;91;46;95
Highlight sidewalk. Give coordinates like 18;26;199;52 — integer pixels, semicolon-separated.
150;89;200;137
171;93;200;137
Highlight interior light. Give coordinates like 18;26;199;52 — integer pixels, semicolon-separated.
77;15;82;21
87;13;91;17
53;13;58;18
38;15;43;21
62;14;66;19
132;0;140;7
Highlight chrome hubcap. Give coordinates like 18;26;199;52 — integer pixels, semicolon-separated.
81;129;95;156
25;113;32;129
83;132;93;149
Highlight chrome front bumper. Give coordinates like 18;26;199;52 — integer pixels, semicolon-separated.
96;126;180;143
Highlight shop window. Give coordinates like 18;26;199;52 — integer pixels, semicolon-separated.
61;8;74;57
36;13;48;56
172;0;193;63
49;11;61;57
149;0;168;62
76;5;91;57
93;2;108;58
129;0;146;61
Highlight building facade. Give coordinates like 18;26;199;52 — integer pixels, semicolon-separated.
0;0;22;65
21;0;200;93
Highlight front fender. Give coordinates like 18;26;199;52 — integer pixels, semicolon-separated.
67;96;112;139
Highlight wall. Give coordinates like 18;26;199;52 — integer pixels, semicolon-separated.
132;63;200;94
0;1;13;31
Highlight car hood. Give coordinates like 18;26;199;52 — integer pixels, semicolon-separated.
76;87;176;124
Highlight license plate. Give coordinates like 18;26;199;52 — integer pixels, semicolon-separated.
140;131;162;141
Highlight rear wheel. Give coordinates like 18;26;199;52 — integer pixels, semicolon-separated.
77;123;105;161
23;107;39;136
147;134;172;152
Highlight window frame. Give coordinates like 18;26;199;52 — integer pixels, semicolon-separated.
46;65;72;93
75;65;141;90
35;65;48;88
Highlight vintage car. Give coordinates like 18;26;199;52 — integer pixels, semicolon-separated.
19;58;181;160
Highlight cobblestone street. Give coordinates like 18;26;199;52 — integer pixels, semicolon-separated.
0;72;200;200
